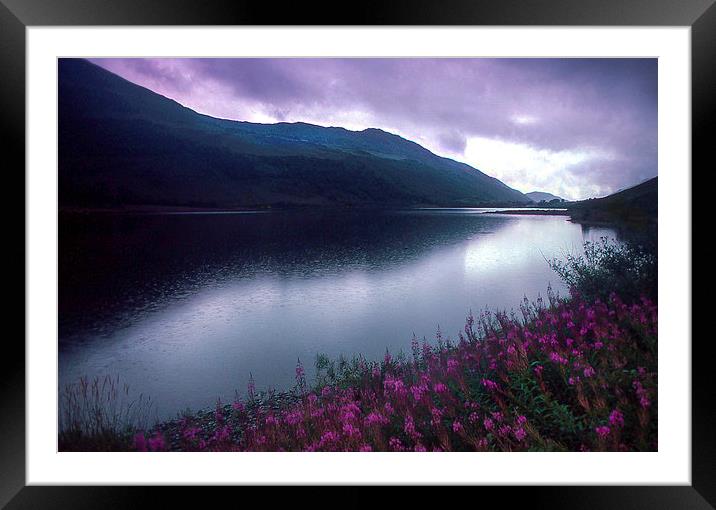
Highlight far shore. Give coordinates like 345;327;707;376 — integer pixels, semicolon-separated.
482;209;569;216
59;204;571;215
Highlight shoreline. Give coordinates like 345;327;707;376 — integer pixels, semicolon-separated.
482;209;569;216
59;205;570;215
60;289;658;452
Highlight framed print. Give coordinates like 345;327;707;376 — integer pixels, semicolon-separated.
2;0;710;505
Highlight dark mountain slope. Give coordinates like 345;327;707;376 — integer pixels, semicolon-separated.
59;59;530;209
568;177;657;224
526;191;563;203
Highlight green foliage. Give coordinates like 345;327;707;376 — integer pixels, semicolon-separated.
314;352;377;390
549;237;656;303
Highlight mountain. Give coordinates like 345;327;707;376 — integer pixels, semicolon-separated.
526;191;563;203
59;59;531;209
567;177;657;224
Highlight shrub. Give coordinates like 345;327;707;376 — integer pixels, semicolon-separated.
549;237;656;303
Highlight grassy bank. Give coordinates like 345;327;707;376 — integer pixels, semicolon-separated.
59;239;657;452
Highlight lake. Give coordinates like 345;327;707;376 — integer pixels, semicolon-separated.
59;209;616;419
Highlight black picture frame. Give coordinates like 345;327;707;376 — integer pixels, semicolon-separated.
2;0;709;505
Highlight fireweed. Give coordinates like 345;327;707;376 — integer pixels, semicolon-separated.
132;290;657;452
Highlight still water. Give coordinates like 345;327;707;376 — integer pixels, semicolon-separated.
59;210;616;418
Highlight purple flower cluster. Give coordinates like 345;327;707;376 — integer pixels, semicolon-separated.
135;293;657;452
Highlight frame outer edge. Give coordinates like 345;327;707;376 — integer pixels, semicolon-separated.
0;0;714;26
0;0;26;508
691;1;716;507
2;0;711;506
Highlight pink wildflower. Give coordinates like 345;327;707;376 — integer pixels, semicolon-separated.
389;437;405;451
609;409;625;427
183;426;200;441
595;426;611;438
384;376;407;397
633;380;651;408
481;378;499;391
285;411;302;426
365;412;388;427
410;384;427;402
318;431;339;448
404;415;422;440
133;432;147;452
213;425;231;443
148;431;165;451
343;423;361;439
550;352;568;365
433;382;448;393
430;407;443;427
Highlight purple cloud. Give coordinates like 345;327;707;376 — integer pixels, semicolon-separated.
89;58;657;200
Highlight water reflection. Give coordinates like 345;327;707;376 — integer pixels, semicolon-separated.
59;210;616;418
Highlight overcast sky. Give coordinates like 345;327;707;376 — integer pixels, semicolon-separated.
90;58;657;200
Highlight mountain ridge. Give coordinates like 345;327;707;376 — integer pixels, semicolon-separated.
59;59;531;209
526;191;564;203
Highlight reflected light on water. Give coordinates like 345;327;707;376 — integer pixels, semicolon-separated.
59;211;618;418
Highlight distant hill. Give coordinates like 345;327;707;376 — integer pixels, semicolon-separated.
568;177;657;224
526;191;564;203
59;59;531;209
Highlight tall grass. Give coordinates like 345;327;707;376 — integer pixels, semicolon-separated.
59;375;156;451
